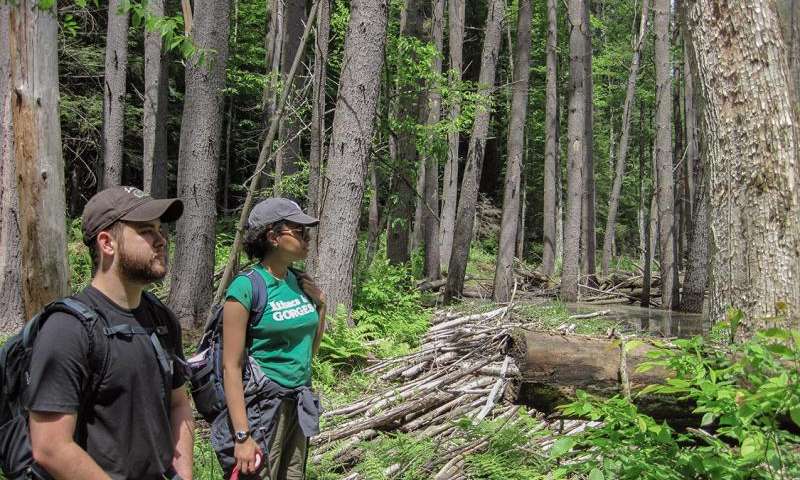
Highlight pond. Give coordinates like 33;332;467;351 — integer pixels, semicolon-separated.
565;302;707;338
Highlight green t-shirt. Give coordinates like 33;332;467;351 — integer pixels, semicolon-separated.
226;264;319;388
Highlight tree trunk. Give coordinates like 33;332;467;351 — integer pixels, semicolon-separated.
315;0;388;315
168;0;230;327
411;161;425;253
542;0;559;278
654;0;677;309
101;0;129;188
580;1;597;286
638;101;646;265
8;0;69;321
387;0;426;265
683;47;699;232
0;4;24;329
560;0;587;302
263;0;284;126
602;0;650;277
306;0;330;279
422;0;444;280
673;63;685;271
143;0;169;198
439;0;464;272
680;166;708;313
443;0;504;301
493;0;532;302
274;0;307;193
686;0;800;335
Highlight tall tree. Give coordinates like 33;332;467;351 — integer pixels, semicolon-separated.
168;0;231;327
580;0;596;286
560;0;588;302
306;0;331;278
493;0;532;302
444;0;504;301
422;0;444;280
387;0;426;265
102;0;130;188
439;0;464;271
274;0;307;192
315;0;388;315
0;4;24;329
687;0;800;334
8;0;69;320
601;0;650;276
541;0;559;278
263;0;284;125
143;0;169;198
654;0;677;309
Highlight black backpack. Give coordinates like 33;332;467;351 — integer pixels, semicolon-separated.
188;269;269;423
0;294;177;480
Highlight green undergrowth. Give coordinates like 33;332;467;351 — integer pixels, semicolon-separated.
516;301;615;335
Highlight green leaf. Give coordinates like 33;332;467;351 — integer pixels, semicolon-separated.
588;468;605;480
741;433;764;460
790;407;800;428
549;437;576;458
701;413;715;426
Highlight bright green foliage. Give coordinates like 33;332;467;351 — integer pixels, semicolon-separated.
460;410;547;479
552;323;800;480
193;435;224;479
353;433;437;480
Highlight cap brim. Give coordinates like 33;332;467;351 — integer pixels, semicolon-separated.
285;211;319;226
122;198;184;224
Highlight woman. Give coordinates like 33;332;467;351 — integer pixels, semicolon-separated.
221;198;326;479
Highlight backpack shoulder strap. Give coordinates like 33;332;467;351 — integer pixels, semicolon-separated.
242;268;268;328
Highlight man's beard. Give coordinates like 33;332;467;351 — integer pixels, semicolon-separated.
118;245;168;284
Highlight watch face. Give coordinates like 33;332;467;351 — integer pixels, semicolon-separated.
235;431;249;442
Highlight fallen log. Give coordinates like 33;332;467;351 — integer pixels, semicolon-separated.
509;329;694;423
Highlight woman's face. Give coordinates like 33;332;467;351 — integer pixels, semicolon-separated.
269;222;310;262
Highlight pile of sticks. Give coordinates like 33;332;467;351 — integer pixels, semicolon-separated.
578;270;663;305
310;305;596;478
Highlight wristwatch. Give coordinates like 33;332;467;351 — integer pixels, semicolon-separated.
234;430;251;443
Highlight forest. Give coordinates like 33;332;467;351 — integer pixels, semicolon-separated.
2;0;800;478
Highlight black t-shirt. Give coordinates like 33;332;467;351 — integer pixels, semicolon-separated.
25;286;186;480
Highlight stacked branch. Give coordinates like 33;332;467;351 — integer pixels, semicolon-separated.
311;305;600;477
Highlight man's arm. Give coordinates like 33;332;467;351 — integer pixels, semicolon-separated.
170;387;194;480
29;411;112;480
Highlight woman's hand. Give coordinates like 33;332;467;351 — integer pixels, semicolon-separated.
296;272;326;308
233;437;262;475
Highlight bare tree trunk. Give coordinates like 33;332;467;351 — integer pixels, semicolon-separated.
673;63;684;271
580;1;597;286
683;47;699;230
306;0;330;278
387;0;426;265
365;161;382;271
439;0;464;272
9;0;69;320
422;0;444;280
143;0;169;198
315;0;388;315
263;0;284;126
493;0;532;302
686;0;800;335
101;0;129;188
168;0;230;327
0;4;24;329
638;101;646;265
542;0;559;277
411;161;425;253
602;0;650;276
443;0;504;301
560;0;587;302
654;0;677;309
680;162;708;313
274;0;307;193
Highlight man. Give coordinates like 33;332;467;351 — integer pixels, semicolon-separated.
26;186;194;480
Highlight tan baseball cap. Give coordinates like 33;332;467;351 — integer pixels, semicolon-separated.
82;186;184;245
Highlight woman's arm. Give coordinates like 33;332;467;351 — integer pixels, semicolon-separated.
221;300;261;474
312;303;326;357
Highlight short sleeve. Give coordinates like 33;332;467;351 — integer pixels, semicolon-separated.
226;274;254;311
26;313;92;414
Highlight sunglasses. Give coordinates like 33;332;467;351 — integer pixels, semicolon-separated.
281;225;310;241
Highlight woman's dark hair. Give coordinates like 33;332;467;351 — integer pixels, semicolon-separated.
242;221;286;260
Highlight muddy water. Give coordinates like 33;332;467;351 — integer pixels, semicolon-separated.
565;302;707;338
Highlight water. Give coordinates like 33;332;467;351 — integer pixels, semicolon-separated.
565;302;707;338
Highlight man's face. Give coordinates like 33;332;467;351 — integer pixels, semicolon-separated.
115;219;169;284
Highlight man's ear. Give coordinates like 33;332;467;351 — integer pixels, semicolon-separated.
96;230;116;257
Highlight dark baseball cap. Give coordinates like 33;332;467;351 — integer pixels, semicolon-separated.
82;186;184;245
247;198;319;229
